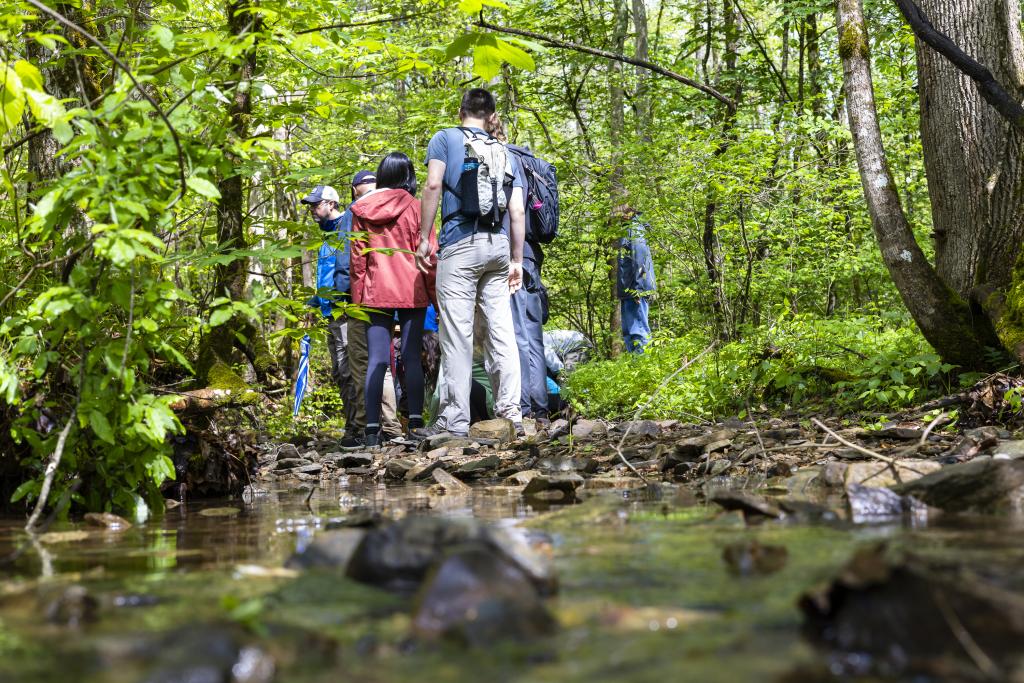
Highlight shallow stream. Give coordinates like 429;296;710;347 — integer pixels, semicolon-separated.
1;479;1020;682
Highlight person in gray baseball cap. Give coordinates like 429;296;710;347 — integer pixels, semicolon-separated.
302;172;385;448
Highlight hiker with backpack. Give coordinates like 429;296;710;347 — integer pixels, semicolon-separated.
486;114;559;429
350;152;438;447
615;204;657;353
413;88;526;439
301;173;377;449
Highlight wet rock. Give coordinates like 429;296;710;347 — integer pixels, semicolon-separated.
455;454;501;476
722;540;788;576
863;425;922;440
844;459;941;488
505;469;541;486
819;461;848;488
571;419;607;438
547;418;570;437
322;452;373;468
800;544;1024;679
287;463;323;475
139;622;275;683
522;474;584;503
275;443;301;461
39;530;91;544
992;439;1024;460
469;418;517;444
45;585;98;626
386;457;417;479
761;428;801;441
615;420;660;436
708;491;782;520
657;419;679;430
944;425;1000;463
846;484;927;523
432;468;471;493
896;457;1024;514
418;434;478;451
704;439;732;454
84;512;132;531
405;458;448;482
274;457;309;471
286;529;365;570
412;543;557;646
344;517;553;595
198;507;241;518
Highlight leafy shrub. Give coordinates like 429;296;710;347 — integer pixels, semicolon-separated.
566;315;957;420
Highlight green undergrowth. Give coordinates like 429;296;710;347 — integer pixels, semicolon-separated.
566;315;961;421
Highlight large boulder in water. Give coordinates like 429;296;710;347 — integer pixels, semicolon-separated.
800;544;1024;679
412;542;557;646
342;516;556;596
895;457;1024;515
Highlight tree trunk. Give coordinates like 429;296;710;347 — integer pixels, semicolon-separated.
913;0;1024;359
632;0;652;138
835;0;998;367
607;0;628;358
197;0;261;383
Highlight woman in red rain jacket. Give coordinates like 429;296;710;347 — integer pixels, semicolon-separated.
350;152;438;446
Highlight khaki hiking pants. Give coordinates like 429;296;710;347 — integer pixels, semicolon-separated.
435;232;522;435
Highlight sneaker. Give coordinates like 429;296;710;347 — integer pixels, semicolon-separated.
513;422;526;438
409;424;468;441
364;433;382;449
339;434;364;450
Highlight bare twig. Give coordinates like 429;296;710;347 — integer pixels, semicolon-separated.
919;410;947;447
295;10;437;35
612;343;717;482
933;588;1002;679
810;418;926;482
477;18;736;111
25;408;77;532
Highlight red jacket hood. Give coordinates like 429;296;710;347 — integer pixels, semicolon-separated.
350;188;416;225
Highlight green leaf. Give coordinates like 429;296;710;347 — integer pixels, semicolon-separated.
150;25;176;52
89;410;115;444
208;307;233;327
446;32;480;59
457;0;482;14
13;60;42;90
0;66;25;133
11;479;38;503
187;176;221;200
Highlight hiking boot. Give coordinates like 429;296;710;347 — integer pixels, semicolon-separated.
409;424;468;441
513;421;526;438
534;416;551;431
364;432;382;449
339;434;364;450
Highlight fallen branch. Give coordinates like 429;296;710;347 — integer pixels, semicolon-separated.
810;418;926;483
25;409;77;532
476;18;736;112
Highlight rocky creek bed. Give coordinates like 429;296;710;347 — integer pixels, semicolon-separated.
4;413;1024;682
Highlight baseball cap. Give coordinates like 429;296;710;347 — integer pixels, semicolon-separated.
351;170;376;187
300;185;340;204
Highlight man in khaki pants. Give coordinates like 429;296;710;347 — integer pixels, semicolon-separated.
414;88;526;438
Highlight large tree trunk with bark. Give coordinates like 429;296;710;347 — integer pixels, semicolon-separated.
606;0;629;358
835;0;999;368
912;0;1024;360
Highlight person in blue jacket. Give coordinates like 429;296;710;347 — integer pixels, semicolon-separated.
302;171;376;448
615;205;656;353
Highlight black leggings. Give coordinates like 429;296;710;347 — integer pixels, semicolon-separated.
364;308;425;433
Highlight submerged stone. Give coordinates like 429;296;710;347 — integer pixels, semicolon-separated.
800;544;1024;679
845;484;926;523
522;474;584;503
84;512;132;531
722;540;788;576
286;529;365;570
412;543;557;646
709;490;782;520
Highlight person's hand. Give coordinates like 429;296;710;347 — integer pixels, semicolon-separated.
415;237;433;274
508;261;523;294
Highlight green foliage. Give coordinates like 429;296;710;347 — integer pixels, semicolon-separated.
567;316;958;420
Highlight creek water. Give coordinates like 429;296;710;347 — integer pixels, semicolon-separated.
0;478;1021;682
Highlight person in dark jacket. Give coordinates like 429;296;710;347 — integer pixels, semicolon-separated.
615;205;656;353
350;152;438;447
301;173;375;448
